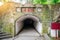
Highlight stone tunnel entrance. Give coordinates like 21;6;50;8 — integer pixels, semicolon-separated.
15;15;42;36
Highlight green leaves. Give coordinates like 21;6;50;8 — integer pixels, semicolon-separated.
33;0;41;4
56;0;60;3
33;0;60;5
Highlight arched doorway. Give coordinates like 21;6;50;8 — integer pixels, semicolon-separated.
15;14;42;36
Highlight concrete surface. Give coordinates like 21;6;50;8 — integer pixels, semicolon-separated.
2;28;50;40
17;28;40;37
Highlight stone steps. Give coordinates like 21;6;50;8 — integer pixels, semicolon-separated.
0;32;12;39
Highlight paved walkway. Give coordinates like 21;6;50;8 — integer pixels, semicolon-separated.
2;35;50;40
14;28;44;40
2;28;50;40
17;28;40;37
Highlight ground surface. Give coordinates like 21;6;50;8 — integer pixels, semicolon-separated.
2;28;50;40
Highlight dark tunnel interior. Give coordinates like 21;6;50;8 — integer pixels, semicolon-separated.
17;18;36;35
22;18;35;29
16;18;40;36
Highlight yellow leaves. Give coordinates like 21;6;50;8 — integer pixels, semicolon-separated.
1;0;10;3
0;2;15;17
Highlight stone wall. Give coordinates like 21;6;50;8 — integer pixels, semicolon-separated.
0;2;52;36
